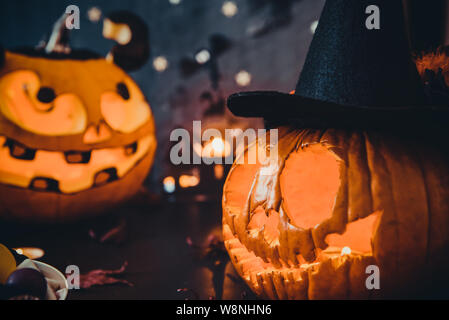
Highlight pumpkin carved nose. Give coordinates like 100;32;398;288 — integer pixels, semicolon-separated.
83;122;112;144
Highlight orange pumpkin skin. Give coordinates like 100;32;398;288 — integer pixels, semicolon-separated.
0;51;156;222
223;126;449;299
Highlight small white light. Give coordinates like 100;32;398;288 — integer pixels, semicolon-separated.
211;137;225;153
310;20;319;34
153;56;169;72
195;49;211;64
229;129;240;137
341;246;351;256
200;138;232;159
222;1;238;18
163;176;176;193
87;7;102;22
169;0;181;5
235;70;252;87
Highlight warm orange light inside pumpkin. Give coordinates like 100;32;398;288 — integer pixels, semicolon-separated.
280;144;341;229
326;211;381;253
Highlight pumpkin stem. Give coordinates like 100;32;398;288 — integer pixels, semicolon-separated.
37;13;72;54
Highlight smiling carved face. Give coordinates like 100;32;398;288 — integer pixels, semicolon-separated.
223;126;449;299
0;50;156;221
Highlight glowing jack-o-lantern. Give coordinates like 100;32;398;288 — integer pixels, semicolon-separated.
223;127;449;299
0;12;156;222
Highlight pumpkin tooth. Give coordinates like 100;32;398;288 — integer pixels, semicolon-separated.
124;141;138;156
255;273;266;298
272;271;287;299
224;238;243;250
5;138;36;160
29;177;60;192
239;257;263;275
249;272;264;296
94;167;118;186
64;150;92;164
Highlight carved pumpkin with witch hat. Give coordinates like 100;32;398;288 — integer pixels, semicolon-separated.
223;0;449;299
0;11;156;222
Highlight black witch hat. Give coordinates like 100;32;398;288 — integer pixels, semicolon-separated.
227;0;449;129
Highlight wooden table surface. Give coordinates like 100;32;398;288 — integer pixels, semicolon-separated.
1;196;255;300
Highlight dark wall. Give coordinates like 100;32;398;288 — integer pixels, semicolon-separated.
405;0;448;52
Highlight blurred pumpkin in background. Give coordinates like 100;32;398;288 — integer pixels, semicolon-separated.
0;11;156;222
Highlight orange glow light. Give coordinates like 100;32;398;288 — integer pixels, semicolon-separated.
214;164;224;180
179;175;200;188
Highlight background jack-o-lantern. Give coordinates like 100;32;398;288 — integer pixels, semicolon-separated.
223;127;449;299
0;12;156;222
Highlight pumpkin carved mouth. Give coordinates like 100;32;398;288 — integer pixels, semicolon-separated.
0;134;155;194
223;215;379;300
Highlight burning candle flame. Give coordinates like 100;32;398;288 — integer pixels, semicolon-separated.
195;138;231;159
341;246;351;256
211;137;225;153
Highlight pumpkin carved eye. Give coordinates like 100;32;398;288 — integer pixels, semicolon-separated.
0;70;87;136
37;87;56;104
101;78;150;134
116;82;130;100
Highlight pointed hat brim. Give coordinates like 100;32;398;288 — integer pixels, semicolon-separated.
227;91;449;129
